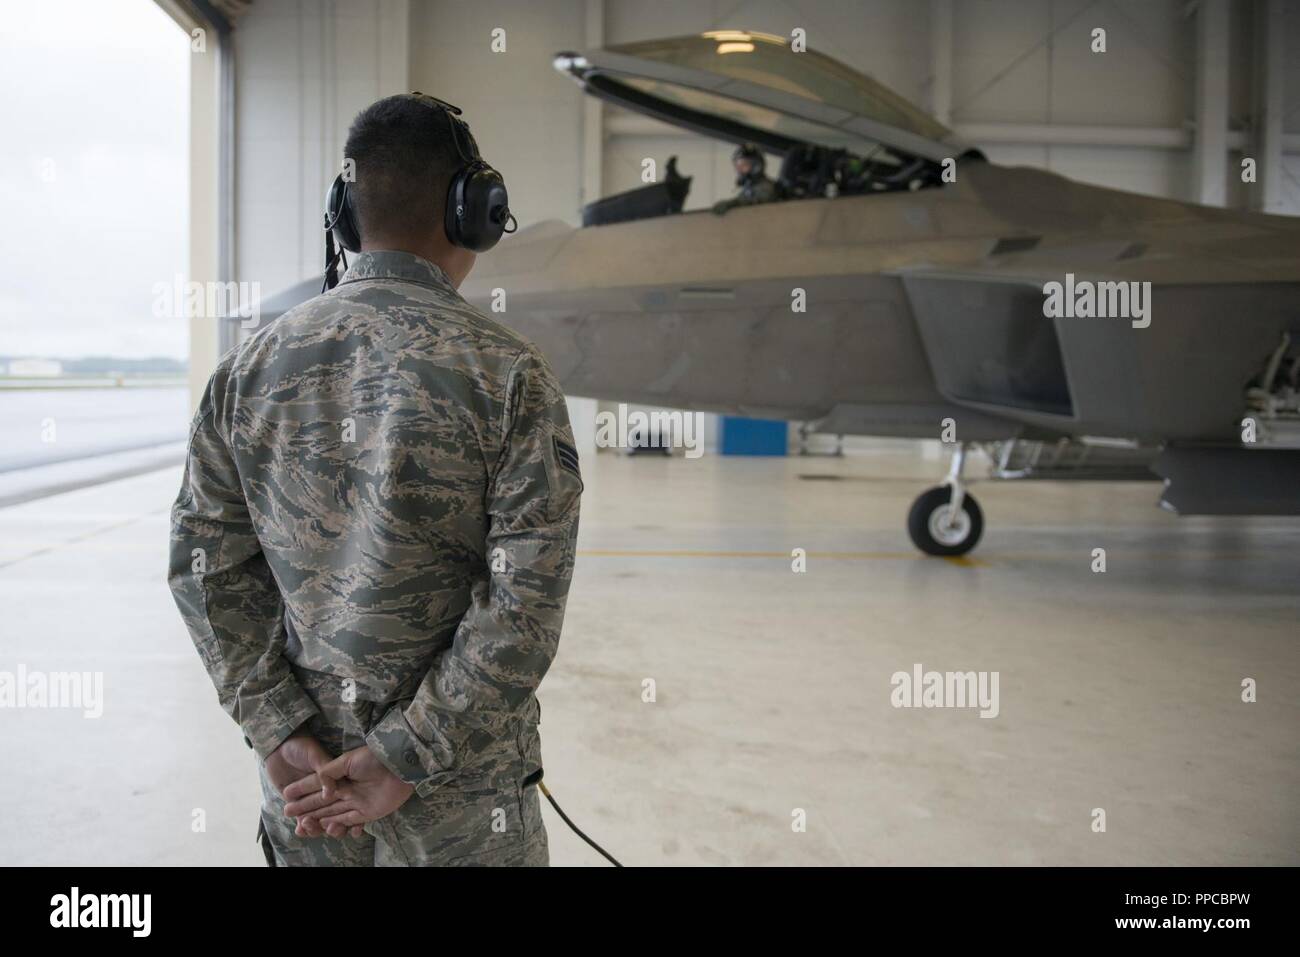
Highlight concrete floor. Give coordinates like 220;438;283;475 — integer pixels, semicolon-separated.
0;442;1296;866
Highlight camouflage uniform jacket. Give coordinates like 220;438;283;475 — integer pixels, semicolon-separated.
167;251;581;798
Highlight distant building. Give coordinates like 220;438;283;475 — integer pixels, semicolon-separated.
6;358;63;376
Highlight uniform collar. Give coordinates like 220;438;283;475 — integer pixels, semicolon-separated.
339;250;457;293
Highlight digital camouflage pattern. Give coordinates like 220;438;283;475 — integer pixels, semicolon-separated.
167;250;580;866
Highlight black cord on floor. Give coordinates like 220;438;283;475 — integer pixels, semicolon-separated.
538;781;623;867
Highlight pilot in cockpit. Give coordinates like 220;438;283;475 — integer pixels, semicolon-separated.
711;143;780;215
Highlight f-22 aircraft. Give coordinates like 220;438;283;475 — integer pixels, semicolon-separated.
461;30;1300;556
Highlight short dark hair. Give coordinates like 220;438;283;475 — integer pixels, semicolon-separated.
343;94;476;240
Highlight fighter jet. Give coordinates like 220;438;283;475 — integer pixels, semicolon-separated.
456;30;1300;556
263;31;1300;555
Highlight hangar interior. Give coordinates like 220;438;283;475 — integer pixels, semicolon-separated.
1;0;1297;865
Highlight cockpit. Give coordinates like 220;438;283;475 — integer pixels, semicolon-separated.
554;30;977;227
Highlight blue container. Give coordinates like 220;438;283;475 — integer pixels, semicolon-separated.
720;417;788;456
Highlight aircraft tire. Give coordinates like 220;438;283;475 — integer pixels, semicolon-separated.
907;486;983;557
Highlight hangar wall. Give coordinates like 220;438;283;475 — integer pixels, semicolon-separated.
233;0;409;297
407;1;588;227
398;0;1300;218
234;0;1300;293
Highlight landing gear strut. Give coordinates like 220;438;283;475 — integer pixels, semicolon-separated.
907;443;984;556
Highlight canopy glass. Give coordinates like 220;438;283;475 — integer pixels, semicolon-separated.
556;31;956;160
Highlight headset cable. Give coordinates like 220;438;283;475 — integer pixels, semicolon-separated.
535;777;622;867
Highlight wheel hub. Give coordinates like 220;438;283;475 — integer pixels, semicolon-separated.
928;503;970;546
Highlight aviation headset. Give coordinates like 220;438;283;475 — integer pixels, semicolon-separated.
322;93;516;289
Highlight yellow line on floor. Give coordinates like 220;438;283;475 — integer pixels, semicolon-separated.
0;509;168;570
0;542;994;567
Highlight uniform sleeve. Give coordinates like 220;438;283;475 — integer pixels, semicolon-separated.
365;345;582;795
167;370;319;759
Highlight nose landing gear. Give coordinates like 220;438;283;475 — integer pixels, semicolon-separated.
907;443;984;556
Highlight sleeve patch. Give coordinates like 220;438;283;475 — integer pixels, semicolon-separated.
553;436;581;477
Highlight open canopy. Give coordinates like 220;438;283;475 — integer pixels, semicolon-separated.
554;30;960;162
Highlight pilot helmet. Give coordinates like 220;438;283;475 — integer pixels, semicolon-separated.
732;143;765;183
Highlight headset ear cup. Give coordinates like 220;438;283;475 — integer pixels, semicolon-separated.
444;170;466;250
446;164;509;252
339;188;361;253
326;174;362;253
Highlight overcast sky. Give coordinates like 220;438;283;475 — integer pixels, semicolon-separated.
0;0;189;360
